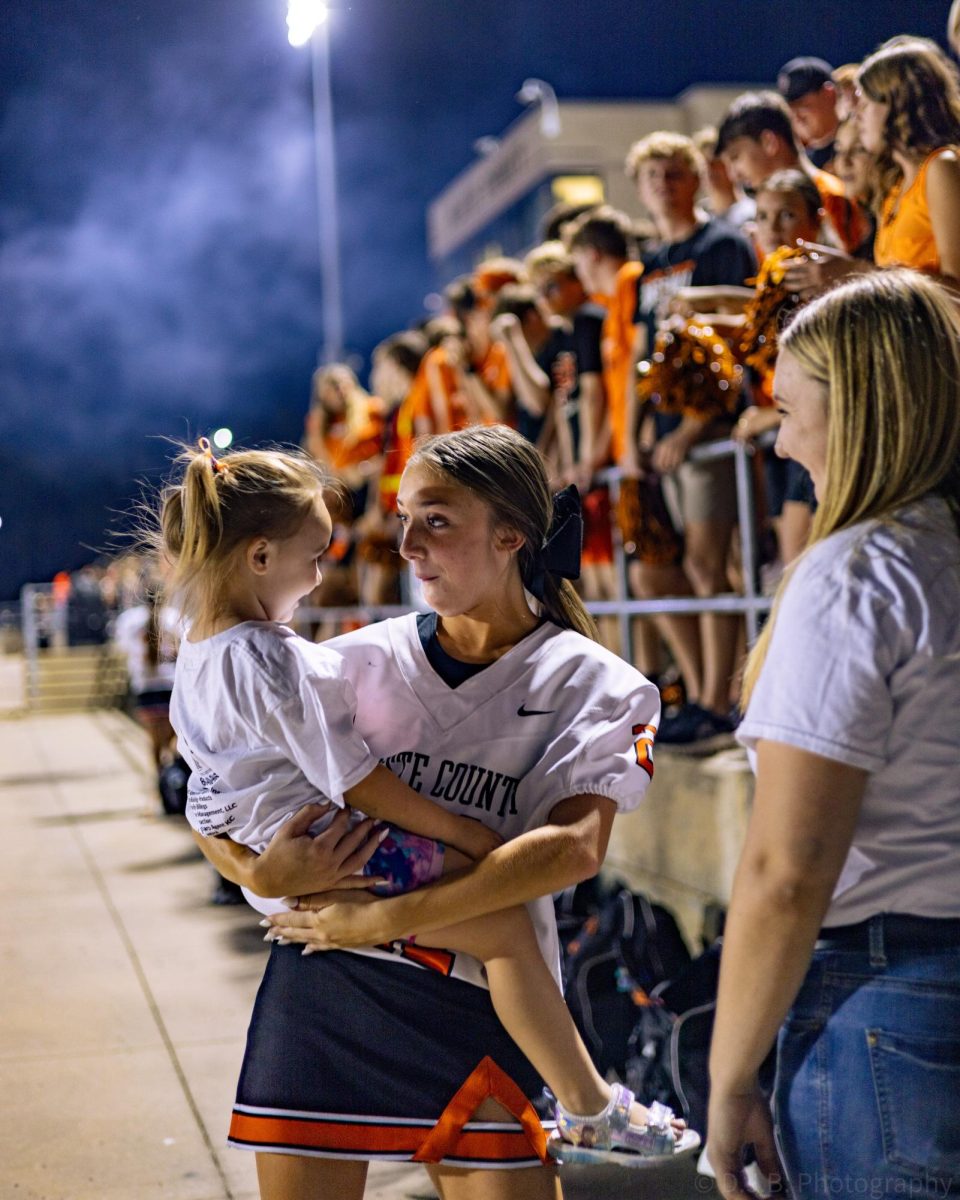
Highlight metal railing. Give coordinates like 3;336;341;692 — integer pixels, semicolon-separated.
595;434;773;654
291;432;776;656
15;431;776;703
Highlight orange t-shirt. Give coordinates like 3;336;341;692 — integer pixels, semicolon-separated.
874;147;955;273
600;261;644;463
810;166;869;255
477;341;513;426
478;341;511;392
394;368;429;471
416;345;472;431
377;406;406;514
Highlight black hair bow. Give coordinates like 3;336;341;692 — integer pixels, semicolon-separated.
527;484;583;601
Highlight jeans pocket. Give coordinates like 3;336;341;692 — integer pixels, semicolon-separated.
868;1027;960;1178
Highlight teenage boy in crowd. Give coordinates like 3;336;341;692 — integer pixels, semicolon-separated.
627;132;757;746
410;274;514;435
357;330;429;604
716;90;867;253
516;248;621;652
777;57;841;171
564;208;666;674
565;208;643;506
693;126;756;230
486;284;556;453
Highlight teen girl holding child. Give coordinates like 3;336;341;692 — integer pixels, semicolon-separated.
160;426;696;1200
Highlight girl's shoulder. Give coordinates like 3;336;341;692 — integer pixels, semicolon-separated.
530;623;657;704
324;613;408;658
789;499;959;614
183;621;345;681
922;146;960;191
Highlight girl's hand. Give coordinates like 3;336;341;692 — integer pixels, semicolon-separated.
706;1079;783;1200
268;896;402;951
781;239;858;299
251;803;384;898
733;406;779;443
446;818;504;863
651;426;696;474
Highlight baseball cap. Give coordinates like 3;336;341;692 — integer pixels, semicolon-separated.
777;57;835;103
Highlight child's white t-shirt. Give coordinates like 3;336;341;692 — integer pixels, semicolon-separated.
737;497;960;926
170;622;378;853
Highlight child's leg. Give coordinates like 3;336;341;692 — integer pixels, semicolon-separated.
317;833;684;1144
414;905;672;1133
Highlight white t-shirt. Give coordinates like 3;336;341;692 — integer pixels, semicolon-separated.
737;497;960;925
170;623;378;853
113;604;179;694
325;614;660;988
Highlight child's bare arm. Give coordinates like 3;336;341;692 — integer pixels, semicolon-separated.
345;764;503;862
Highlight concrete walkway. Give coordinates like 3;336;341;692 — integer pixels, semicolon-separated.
0;704;715;1199
0;707;435;1200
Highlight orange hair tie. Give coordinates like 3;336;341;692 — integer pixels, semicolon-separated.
197;436;228;475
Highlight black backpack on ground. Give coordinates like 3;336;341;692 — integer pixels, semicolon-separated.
623;940;776;1139
624;942;720;1135
562;887;692;1079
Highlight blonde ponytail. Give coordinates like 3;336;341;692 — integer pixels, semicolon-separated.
156;441;330;628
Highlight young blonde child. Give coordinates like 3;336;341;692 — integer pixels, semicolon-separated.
160;436;695;1165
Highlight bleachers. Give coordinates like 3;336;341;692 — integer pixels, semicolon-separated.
23;645;128;713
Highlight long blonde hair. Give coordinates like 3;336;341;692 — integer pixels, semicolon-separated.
857;36;960;205
408;426;599;642
158;443;329;628
742;269;960;702
308;364;375;444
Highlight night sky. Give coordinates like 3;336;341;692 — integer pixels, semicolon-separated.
0;0;949;599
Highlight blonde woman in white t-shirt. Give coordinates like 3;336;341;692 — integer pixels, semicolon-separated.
707;269;960;1198
159;430;695;1200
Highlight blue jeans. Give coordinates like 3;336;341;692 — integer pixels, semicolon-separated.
775;915;960;1197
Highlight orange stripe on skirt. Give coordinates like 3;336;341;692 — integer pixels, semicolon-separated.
230;1056;548;1165
414;1055;548;1164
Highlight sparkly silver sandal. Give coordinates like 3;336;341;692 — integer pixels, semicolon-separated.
546;1083;701;1167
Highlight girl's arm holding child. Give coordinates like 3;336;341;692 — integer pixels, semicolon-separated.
345;764;502;863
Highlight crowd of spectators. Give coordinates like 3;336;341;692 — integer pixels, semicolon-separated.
38;32;960;753
296;32;960;747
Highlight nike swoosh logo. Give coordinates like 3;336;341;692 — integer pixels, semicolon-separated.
517;703;556;717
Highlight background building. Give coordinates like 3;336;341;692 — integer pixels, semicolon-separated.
428;85;756;280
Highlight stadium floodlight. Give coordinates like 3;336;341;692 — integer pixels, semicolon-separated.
516;78;561;139
287;0;329;47
286;0;344;365
212;427;233;450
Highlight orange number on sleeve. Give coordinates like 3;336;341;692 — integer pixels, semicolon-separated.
632;723;656;778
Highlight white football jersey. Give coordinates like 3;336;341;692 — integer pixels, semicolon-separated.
326;614;660;988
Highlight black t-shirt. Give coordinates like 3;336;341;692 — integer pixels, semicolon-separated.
417;612;490;688
525;304;605;453
634;218;756;437
807;142;835;171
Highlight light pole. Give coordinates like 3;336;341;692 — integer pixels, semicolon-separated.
516;78;561;139
287;1;344;365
